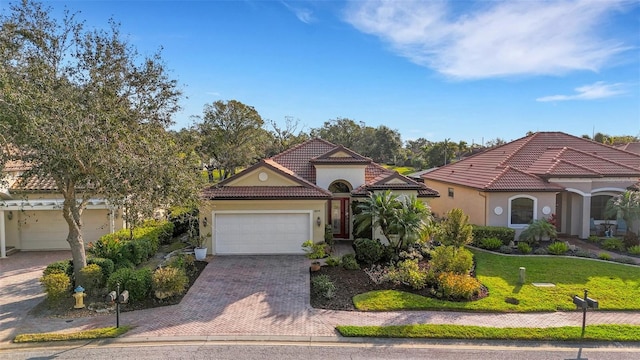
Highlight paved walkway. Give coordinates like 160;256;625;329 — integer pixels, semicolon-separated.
1;251;640;347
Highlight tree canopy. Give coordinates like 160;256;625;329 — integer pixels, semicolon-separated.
0;0;200;278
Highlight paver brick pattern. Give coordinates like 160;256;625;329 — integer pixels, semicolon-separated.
1;251;639;345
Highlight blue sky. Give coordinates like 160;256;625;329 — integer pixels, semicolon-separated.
18;1;640;144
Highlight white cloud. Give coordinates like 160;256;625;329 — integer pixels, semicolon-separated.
344;0;632;79
281;1;315;24
536;81;628;102
206;91;221;97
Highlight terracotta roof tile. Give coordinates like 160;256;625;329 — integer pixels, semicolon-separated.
201;186;331;200
270;138;337;183
423;132;640;191
10;175;58;191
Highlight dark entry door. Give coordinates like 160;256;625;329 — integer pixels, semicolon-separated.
330;198;349;239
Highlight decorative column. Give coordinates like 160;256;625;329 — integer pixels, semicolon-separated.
1;210;6;258
581;194;591;239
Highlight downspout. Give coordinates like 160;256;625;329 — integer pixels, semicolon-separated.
478;191;487;226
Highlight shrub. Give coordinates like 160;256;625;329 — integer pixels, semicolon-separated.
324;256;341;267
623;232;639;249
89;220;171;264
114;259;135;271
43;260;73;277
547;241;569;255
311;275;336;299
498;245;513;254
168;253;196;272
87;257;115;280
598;252;611;261
152;267;188;299
478;237;502;251
471;226;515;246
587;235;601;243
438;209;473;247
602;238;625;252
40;272;71;304
436;272;483;301
76;264;104;295
517;242;532;254
353;238;384;265
575;250;596;258
518;219;557;246
301;240;326;259
627;245;640;255
107;268;153;302
387;259;427;290
363;264;390;284
341;254;360;270
429;245;473;275
167;206;198;238
534;247;548;255
88;234;125;263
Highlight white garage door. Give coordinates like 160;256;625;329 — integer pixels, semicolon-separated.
214;212;310;254
20;210;111;250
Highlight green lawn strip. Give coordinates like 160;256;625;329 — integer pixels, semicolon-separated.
381;165;415;175
354;250;640;312
336;324;640;341
14;326;131;343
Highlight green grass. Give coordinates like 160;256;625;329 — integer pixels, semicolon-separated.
336;324;640;341
382;165;416;175
14;326;131;343
354;250;640;312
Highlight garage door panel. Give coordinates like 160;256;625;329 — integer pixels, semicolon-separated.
215;213;309;255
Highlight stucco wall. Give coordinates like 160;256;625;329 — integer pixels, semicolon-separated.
200;199;328;252
422;181;486;224
315;165;366;190
227;167;299;186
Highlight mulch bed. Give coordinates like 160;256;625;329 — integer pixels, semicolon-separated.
310;265;487;311
30;261;208;319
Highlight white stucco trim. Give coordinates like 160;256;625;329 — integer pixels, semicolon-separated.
507;194;537;229
0;198;110;210
565;188;590;197
591;187;626;194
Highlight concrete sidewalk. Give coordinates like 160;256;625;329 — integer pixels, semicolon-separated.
2;251;640;349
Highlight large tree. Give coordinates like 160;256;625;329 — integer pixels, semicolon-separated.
196;100;269;179
0;1;199;279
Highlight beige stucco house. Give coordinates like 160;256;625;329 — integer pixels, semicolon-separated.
422;132;640;240
0;160;124;258
199;138;439;255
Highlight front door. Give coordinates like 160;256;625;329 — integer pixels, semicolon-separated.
330;198;349;239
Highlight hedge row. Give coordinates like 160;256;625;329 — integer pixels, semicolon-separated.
88;220;174;269
471;225;515;246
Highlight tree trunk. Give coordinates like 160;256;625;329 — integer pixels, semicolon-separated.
62;197;86;282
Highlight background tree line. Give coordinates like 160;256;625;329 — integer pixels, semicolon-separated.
184;99;640;180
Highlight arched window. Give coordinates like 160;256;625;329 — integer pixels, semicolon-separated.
328;181;351;194
509;195;536;227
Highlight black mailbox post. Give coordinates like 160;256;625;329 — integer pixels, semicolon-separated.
105;283;129;328
573;289;598;338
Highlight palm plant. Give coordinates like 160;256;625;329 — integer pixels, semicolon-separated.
606;190;640;237
518;218;557;246
354;191;432;254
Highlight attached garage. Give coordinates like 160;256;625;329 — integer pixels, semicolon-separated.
17;209;112;250
213;211;312;255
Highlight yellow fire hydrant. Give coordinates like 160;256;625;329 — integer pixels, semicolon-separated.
73;286;86;309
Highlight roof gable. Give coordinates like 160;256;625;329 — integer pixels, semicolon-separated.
310;145;372;165
423;132;640;191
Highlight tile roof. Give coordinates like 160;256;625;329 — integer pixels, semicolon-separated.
618;142;640;155
10;175;58;192
423;132;640;191
203;138;439;200
201;186;332;200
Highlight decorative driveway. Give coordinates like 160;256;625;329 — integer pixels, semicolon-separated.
1;252;640;346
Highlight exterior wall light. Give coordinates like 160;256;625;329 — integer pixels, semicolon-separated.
203;217;208;227
7;211;13;220
316;216;321;227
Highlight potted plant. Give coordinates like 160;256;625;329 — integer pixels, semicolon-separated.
192;233;209;261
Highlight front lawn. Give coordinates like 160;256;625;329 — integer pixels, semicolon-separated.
336;324;640;342
353;250;640;312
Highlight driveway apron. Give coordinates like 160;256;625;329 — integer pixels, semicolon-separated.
2;252;640;345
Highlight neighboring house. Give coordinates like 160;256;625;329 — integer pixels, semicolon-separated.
199;138;439;255
617;142;640;155
0;160;123;258
422;132;640;239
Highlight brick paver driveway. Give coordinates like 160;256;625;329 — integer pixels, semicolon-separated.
2;252;640;345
